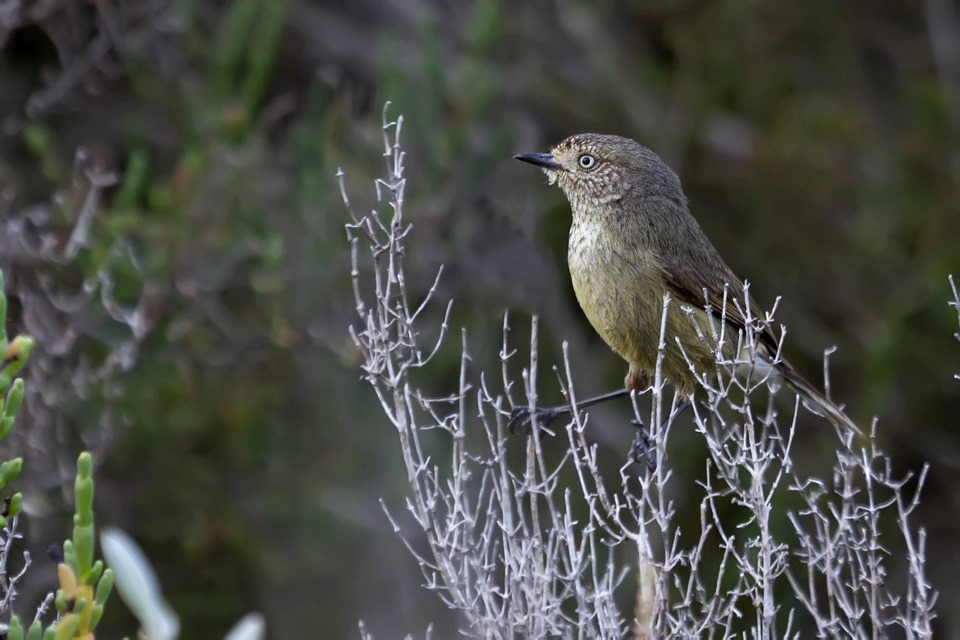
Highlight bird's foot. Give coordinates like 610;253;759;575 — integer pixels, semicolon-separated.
630;418;657;472
629;399;690;471
508;405;569;435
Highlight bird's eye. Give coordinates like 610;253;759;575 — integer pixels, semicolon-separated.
578;154;597;169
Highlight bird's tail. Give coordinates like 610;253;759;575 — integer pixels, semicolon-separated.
777;363;864;438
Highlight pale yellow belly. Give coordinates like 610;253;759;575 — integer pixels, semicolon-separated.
568;227;714;393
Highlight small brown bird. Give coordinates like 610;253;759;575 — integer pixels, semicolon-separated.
514;133;860;439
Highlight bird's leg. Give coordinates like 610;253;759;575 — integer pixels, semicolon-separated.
629;396;692;471
630;417;656;471
508;388;631;435
666;397;691;425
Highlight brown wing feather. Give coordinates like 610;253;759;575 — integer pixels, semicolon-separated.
660;252;863;435
659;255;781;356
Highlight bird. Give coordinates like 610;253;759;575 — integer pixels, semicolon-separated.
512;133;862;449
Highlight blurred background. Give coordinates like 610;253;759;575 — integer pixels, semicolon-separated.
0;0;958;637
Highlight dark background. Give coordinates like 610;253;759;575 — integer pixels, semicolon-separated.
1;0;958;637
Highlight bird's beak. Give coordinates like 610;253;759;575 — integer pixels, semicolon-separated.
513;152;562;171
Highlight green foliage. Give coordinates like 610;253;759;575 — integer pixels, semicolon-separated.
7;452;113;639
0;270;28;528
0;271;113;636
16;2;295;633
21;122;62;181
376;0;513;189
208;0;288;138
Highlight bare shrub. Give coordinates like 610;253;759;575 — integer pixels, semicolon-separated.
347;105;937;639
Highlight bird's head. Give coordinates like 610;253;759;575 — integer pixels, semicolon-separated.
514;133;684;212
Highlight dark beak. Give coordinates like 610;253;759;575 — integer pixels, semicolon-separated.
513;152;562;171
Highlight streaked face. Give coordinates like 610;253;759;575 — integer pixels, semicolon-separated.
515;134;684;213
516;134;654;210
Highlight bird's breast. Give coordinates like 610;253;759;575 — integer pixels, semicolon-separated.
567;219;665;366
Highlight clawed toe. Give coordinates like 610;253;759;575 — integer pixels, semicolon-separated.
507;391;666;473
630;419;657;471
508;407;533;435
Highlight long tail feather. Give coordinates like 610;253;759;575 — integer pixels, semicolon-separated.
777;363;864;437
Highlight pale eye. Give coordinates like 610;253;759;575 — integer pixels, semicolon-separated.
578;154;597;169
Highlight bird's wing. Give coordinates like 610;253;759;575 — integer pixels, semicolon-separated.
660;247;862;436
659;253;781;355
